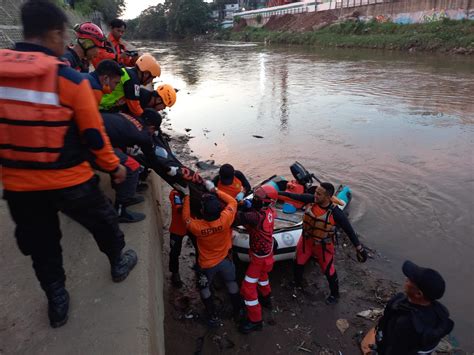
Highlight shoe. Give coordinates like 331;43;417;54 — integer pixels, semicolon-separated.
171;272;183;288
122;195;145;207
117;205;146;223
136;182;149;193
259;294;273;310
111;249;138;282
44;282;70;328
325;294;339;305
239;319;263;334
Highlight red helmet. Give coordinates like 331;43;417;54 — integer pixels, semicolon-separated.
74;22;105;48
254;185;278;204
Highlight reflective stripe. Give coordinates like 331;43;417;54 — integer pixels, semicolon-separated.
258;280;269;286
244;299;259;306
0;86;59;106
418;346;437;354
244;275;259;284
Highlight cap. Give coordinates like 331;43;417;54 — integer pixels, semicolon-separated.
202;194;221;221
219;164;235;186
402;260;446;301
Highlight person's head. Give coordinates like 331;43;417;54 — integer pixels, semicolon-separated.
201;193;221;221
219;164;235;186
21;0;69;56
402;260;446;304
141;108;162;133
135;54;161;85
314;182;335;206
95;60;122;94
252;185;278;210
139;86;177;111
73;22;105;60
110;19;126;40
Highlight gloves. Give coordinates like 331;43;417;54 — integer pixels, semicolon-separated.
236;192;244;202
173;183;189;196
204;180;215;192
243;199;252;209
167;166;179;177
356;245;368;263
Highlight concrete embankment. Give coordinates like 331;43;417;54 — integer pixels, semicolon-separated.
0;173;166;354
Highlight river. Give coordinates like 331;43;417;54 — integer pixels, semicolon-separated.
136;40;474;350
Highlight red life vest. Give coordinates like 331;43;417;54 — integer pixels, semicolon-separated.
0;50;82;169
217;176;243;198
246;207;275;256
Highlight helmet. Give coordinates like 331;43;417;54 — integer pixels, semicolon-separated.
136;54;161;77
157;84;177;107
254;185;278;204
74;22;105;48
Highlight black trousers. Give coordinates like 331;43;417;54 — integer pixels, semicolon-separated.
169;233;198;274
4;176;125;290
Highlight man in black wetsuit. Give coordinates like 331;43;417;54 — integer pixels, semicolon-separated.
279;182;368;304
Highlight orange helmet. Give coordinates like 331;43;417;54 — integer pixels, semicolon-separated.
136;54;161;77
74;22;105;48
157;84;177;107
254;185;278;204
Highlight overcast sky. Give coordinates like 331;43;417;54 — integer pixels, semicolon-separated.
123;0;159;19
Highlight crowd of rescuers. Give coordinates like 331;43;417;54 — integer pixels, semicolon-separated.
0;1;454;352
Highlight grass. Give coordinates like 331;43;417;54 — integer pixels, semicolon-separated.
217;19;474;52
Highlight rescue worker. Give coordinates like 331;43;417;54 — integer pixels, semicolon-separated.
83;59;123;105
180;181;242;327
279;182;368;305
235;185;278;334
99;53;161;117
91;18;138;68
212;163;251;201
62;22;105;72
168;189;198;288
0;0;137;328
139;84;178;111
361;261;454;355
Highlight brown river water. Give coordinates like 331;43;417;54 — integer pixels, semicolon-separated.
135;41;474;349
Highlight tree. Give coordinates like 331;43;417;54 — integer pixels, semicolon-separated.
74;0;125;23
166;0;212;37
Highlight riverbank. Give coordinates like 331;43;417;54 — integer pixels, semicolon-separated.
218;18;474;54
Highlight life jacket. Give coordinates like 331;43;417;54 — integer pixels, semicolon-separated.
247;207;275;256
302;203;336;243
99;67;130;110
278;180;305;208
217;176;243;198
0;50;83;170
169;190;187;236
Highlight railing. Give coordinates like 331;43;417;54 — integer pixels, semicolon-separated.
333;0;390;9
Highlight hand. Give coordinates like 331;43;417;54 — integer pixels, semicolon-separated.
243;199;252;209
236;192;244;202
167;166;179;177
173;183;189;195
112;164;126;184
356;245;368;263
204;180;216;193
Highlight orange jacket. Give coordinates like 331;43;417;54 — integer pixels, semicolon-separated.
169;190;187;236
0;43;119;191
217;176;243;199
91;33;135;68
182;189;237;269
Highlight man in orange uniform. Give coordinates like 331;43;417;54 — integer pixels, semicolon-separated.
168;189;197;288
212;163;251;201
181;181;242;327
83;59;123;105
91;19;138;68
0;0;137;328
279;182;368;305
235;185;278;334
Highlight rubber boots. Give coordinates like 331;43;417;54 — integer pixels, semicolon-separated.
202;296;220;328
122;195;145;207
325;271;340;305
259;293;273;310
110;249;138;282
239;319;263;334
116;203;146;223
44;281;70;328
229;292;244;323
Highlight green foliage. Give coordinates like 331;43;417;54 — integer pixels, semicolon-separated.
234;16;242;24
74;0;125;23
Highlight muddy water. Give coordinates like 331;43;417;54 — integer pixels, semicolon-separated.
137;41;474;349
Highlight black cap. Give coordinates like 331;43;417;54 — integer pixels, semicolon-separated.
202;194;221;221
219;164;235;186
141;108;162;128
402;260;446;301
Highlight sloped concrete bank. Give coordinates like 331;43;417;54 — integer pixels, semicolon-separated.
0;174;166;354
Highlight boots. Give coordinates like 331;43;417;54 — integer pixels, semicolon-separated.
110;249;138;282
171;272;183;288
44;281;70;328
229;292;244;323
325;272;340;305
202;296;220;328
239;319;263;334
259;293;273;310
293;262;306;288
116;203;146;223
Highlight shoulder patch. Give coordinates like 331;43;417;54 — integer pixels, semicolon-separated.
134;84;140;97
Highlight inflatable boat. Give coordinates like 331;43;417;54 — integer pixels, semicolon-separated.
232;162;352;262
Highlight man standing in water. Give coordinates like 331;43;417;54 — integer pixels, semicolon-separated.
279;182;368;304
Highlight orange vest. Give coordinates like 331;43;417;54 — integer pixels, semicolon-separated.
169;190;187;236
217;176;243;198
302;204;336;243
0;50;81;170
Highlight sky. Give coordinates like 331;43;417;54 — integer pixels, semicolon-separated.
123;0;159;19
